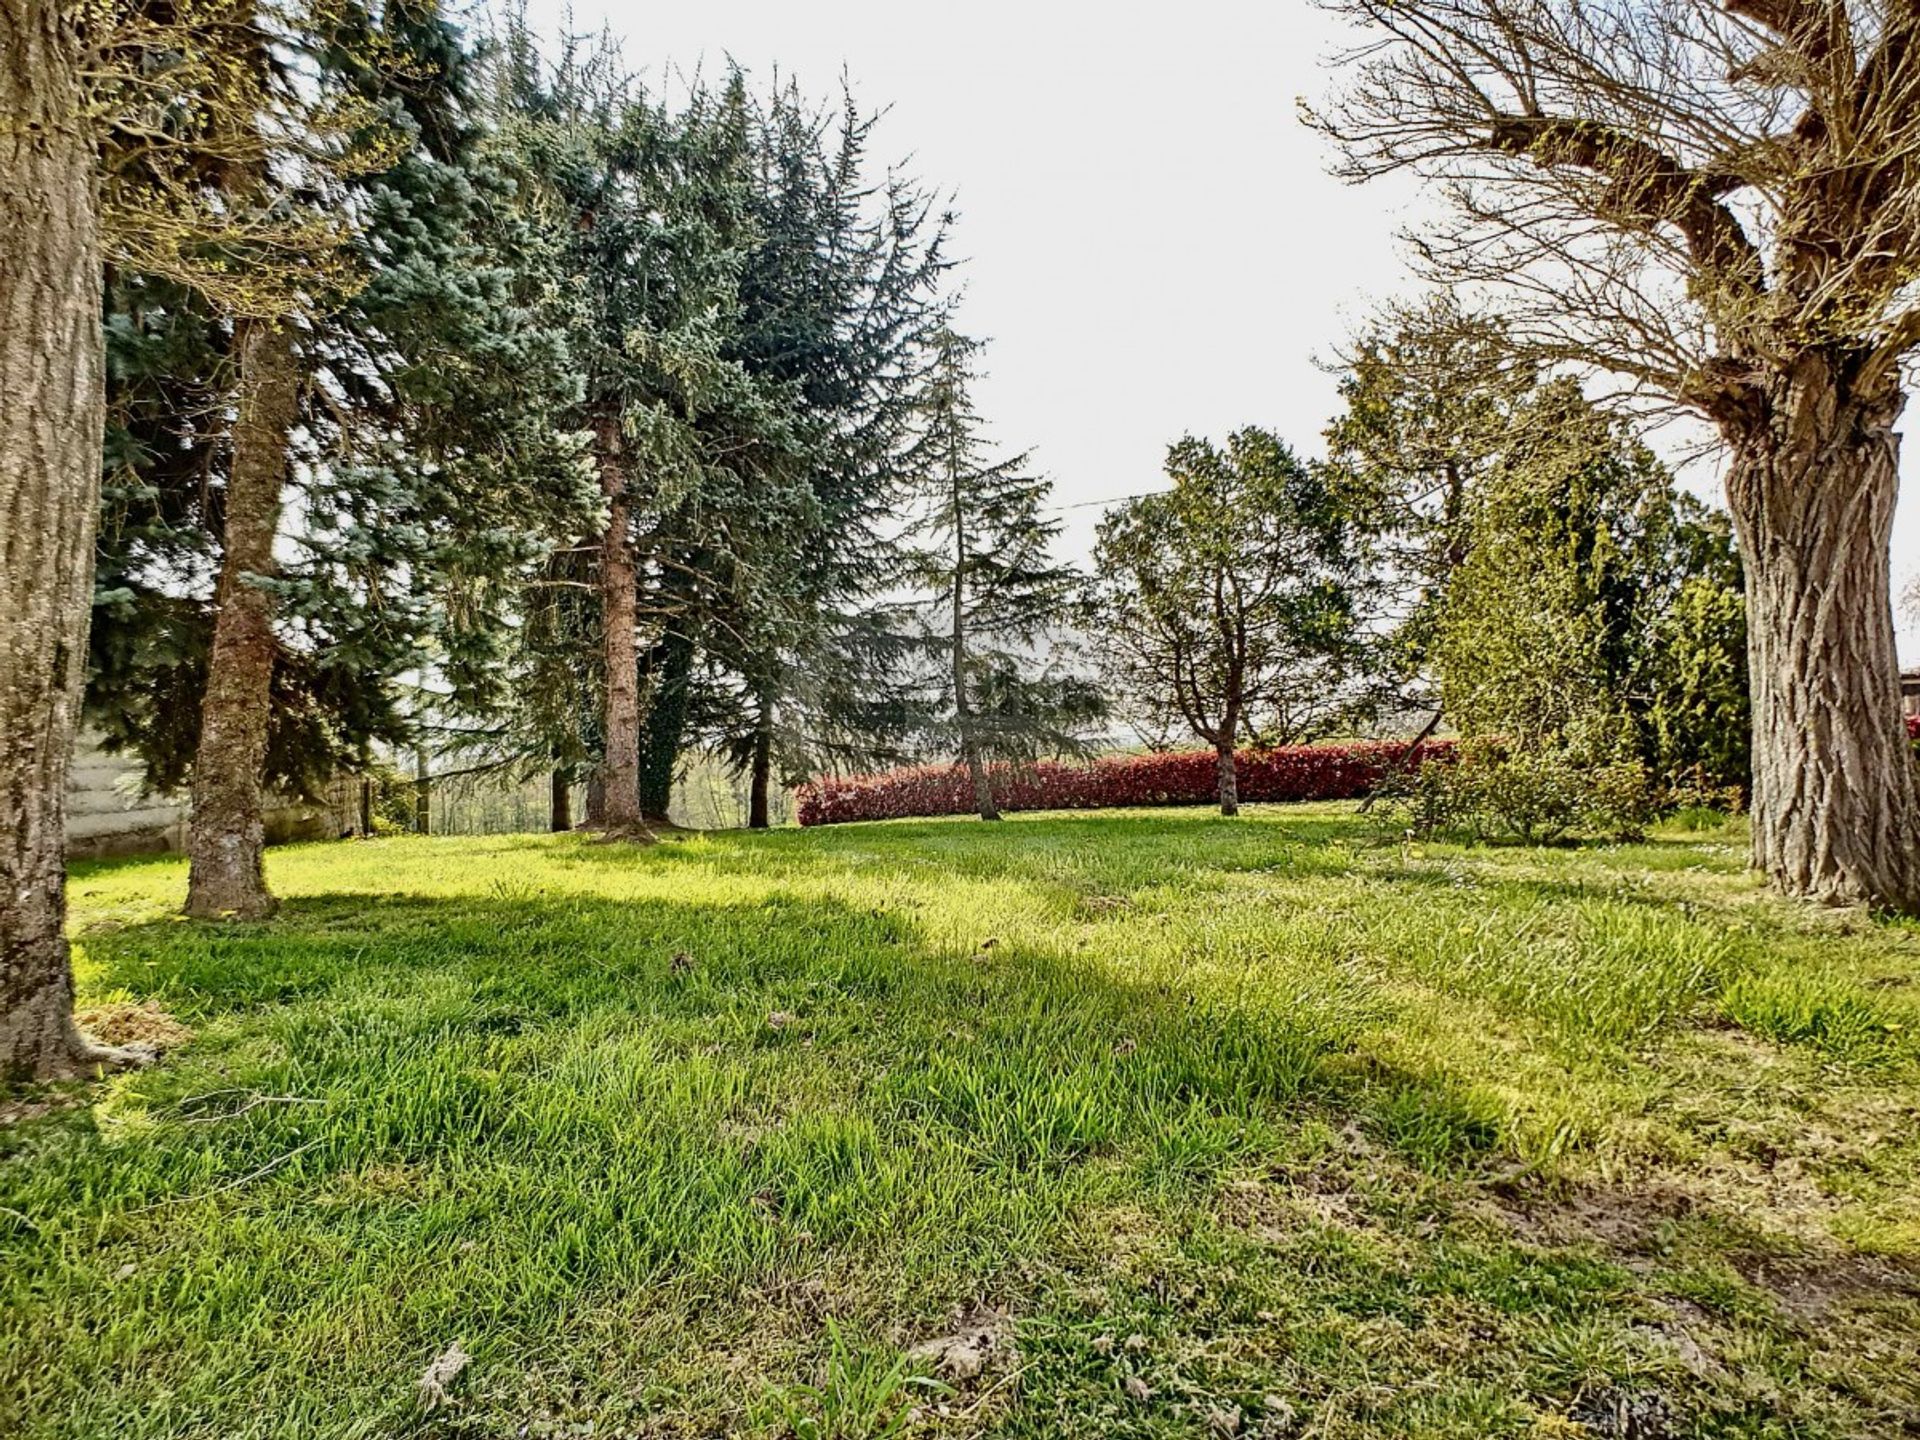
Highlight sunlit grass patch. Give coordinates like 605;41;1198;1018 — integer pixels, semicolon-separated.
7;805;1920;1438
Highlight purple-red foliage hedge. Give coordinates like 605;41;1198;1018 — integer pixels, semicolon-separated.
795;741;1459;826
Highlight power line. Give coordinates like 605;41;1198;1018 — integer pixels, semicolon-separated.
1038;488;1166;515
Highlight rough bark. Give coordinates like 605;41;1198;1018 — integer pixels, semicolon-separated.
184;317;297;919
748;701;773;830
0;0;146;1077
1723;359;1920;911
549;769;572;832
1215;742;1240;817
595;419;644;832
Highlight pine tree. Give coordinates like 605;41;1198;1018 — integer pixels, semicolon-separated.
908;329;1096;820
689;85;952;826
467;69;952;829
476;35;770;833
88;3;592;916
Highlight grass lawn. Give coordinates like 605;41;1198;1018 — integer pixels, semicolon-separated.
5;805;1920;1439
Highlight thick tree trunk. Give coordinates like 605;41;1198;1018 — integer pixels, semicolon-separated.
0;1;143;1077
1723;362;1920;911
640;626;694;823
748;701;773;830
549;769;572;832
596;419;643;832
184;318;297;919
1215;742;1240;817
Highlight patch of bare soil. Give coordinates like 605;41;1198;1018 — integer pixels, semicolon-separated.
1483;1174;1920;1323
1740;1250;1920;1322
74;999;192;1053
906;1300;1016;1384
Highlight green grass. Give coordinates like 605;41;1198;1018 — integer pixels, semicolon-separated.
5;804;1920;1438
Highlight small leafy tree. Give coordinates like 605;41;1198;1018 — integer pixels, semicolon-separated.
1092;429;1372;816
1324;296;1536;699
1646;568;1751;800
1432;381;1748;806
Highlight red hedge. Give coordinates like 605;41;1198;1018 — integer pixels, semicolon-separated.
795;741;1458;827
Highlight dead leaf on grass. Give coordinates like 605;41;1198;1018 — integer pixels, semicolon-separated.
417;1341;470;1411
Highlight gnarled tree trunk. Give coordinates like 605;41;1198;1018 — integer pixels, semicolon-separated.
185;317;296;919
596;419;643;831
0;0;141;1077
1723;359;1920;911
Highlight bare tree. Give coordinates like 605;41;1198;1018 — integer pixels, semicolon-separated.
1313;0;1920;908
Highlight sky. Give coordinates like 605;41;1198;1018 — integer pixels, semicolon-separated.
520;0;1920;663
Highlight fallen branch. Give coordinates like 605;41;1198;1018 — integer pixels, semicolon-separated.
135;1137;325;1212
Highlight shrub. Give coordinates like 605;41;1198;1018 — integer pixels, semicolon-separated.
1377;738;1651;845
794;741;1457;826
1657;764;1745;817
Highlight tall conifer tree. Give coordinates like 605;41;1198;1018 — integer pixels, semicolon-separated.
908;328;1095;820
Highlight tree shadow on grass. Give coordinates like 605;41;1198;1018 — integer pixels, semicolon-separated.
23;827;1920;1438
43;878;1602;1246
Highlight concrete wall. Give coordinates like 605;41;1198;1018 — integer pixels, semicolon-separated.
66;730;362;860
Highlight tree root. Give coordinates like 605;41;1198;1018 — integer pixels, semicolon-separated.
588;822;661;845
61;1029;158;1078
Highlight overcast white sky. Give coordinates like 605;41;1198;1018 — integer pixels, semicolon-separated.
521;0;1920;662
